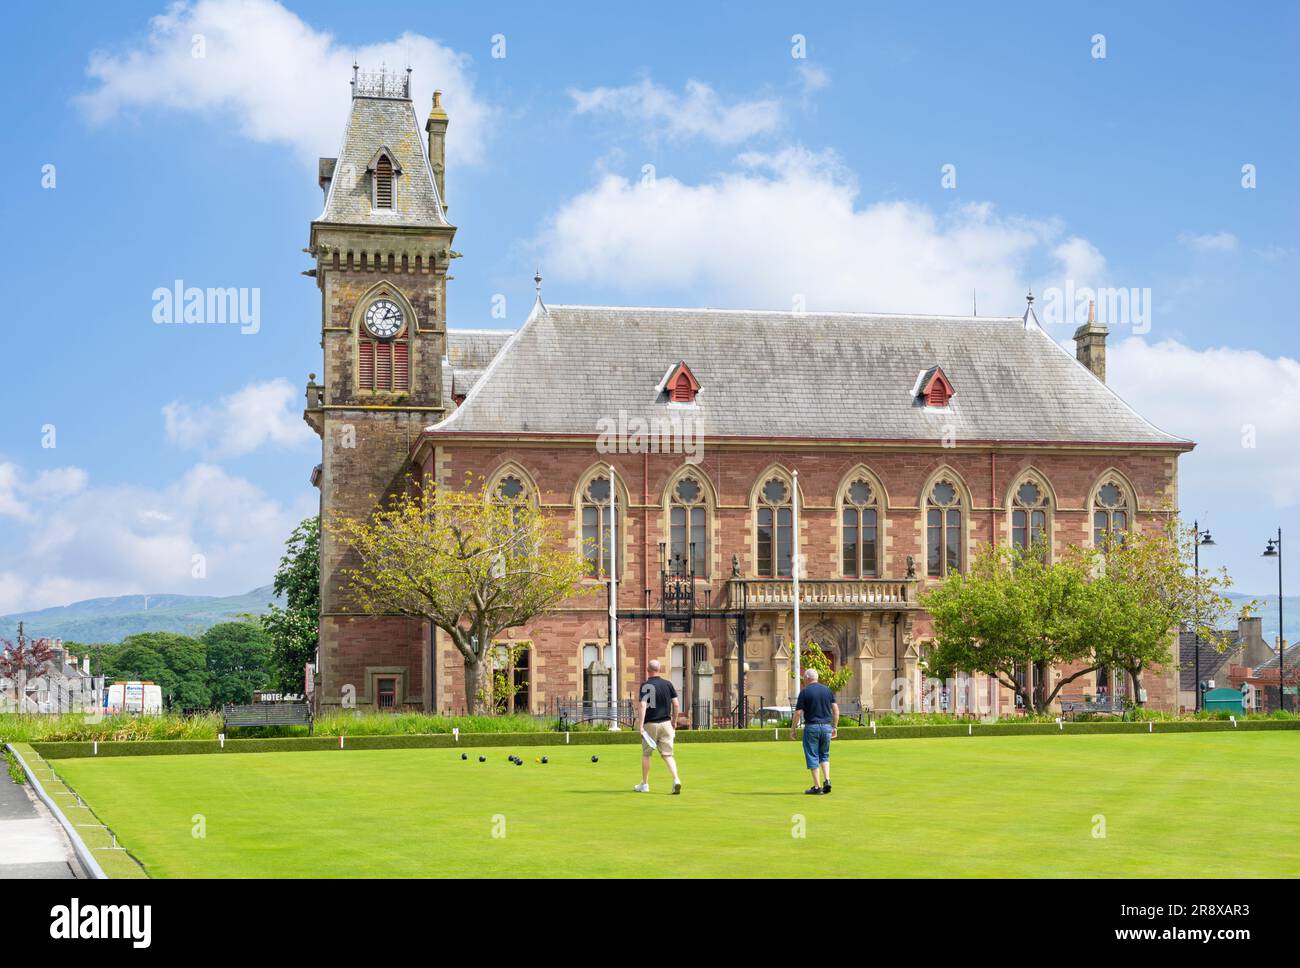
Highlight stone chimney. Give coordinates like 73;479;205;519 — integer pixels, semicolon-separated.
1239;612;1273;668
1073;299;1108;382
425;90;449;209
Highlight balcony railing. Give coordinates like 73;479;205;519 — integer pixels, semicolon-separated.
727;577;916;610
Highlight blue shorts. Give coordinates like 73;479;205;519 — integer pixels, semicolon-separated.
802;722;832;769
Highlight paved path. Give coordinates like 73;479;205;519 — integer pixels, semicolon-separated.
0;763;80;878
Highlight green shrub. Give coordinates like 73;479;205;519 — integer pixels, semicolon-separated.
3;746;25;784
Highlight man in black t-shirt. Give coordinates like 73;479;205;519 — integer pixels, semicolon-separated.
634;659;682;795
790;668;839;794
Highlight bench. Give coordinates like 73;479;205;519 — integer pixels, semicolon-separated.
1059;700;1127;722
222;702;314;734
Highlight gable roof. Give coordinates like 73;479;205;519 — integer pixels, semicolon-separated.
317;94;448;229
1178;628;1241;691
441;329;513;409
426;304;1192;447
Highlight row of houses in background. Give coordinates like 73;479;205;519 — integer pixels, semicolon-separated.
0;637;102;714
1178;612;1297;713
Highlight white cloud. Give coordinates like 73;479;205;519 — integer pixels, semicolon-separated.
1110;338;1300;509
569;78;782;145
536;146;1058;313
796;63;831;96
163;378;314;456
77;0;491;167
1179;231;1239;253
0;462;314;615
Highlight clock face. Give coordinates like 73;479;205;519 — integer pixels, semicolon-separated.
364;299;403;339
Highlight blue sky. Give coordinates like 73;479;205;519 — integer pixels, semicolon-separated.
1;0;1297;612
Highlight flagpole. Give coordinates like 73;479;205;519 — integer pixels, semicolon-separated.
791;469;801;712
608;463;620;730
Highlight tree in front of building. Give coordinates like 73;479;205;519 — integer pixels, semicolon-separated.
787;642;853;693
263;516;320;695
0;630;58;705
203;622;274;706
329;479;588;714
921;542;1099;714
1087;516;1239;706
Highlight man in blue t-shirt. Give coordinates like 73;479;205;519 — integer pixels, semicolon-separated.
790;668;839;795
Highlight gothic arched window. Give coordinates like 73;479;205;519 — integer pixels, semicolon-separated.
841;479;879;578
756;476;793;578
669;475;707;576
581;475;617;579
1093;479;1131;548
1011;478;1051;561
926;479;963;577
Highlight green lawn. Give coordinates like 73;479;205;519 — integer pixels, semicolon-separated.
49;733;1300;878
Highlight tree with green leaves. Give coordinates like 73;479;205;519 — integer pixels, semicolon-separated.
921;541;1100;714
328;478;587;714
787;641;853;693
203;622;273;706
1087;516;1240;705
263;517;320;695
107;632;209;710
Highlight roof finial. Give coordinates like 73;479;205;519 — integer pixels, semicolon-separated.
1022;287;1040;331
534;268;542;297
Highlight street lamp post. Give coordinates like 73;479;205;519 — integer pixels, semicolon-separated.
1192;521;1215;712
1263;530;1285;712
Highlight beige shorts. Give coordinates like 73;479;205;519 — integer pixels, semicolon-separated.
641;721;675;756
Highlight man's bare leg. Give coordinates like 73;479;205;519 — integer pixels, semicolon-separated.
662;753;681;785
642;753;652;785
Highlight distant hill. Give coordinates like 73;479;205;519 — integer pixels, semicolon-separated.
0;585;284;645
1224;593;1298;644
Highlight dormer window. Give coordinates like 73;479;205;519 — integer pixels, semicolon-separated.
367;147;402;210
661;361;701;404
918;366;954;408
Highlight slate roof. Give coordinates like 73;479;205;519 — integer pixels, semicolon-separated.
427;303;1192;445
441;329;513;410
1254;643;1300;675
1178;628;1241;691
317;94;448;228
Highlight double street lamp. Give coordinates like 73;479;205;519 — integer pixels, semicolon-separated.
1262;530;1286;712
1192;521;1215;712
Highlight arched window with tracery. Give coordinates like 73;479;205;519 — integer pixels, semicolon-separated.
669;475;708;576
926;479;963;577
1093;479;1131;548
1010;478;1051;561
841;478;880;577
580;474;618;579
756;476;793;578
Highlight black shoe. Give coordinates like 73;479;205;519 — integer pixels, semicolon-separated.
822;782;832;795
805;786;823;795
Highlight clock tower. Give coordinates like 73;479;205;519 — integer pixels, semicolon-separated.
305;66;455;712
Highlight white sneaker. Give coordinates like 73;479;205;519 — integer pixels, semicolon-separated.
633;783;650;793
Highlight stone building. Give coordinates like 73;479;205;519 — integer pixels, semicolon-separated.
304;69;1193;717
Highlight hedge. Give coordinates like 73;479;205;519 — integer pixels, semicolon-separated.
27;716;1299;759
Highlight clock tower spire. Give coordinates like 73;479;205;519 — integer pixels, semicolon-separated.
305;65;456;713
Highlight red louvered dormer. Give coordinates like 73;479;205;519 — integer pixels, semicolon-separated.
664;361;701;404
920;366;954;408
